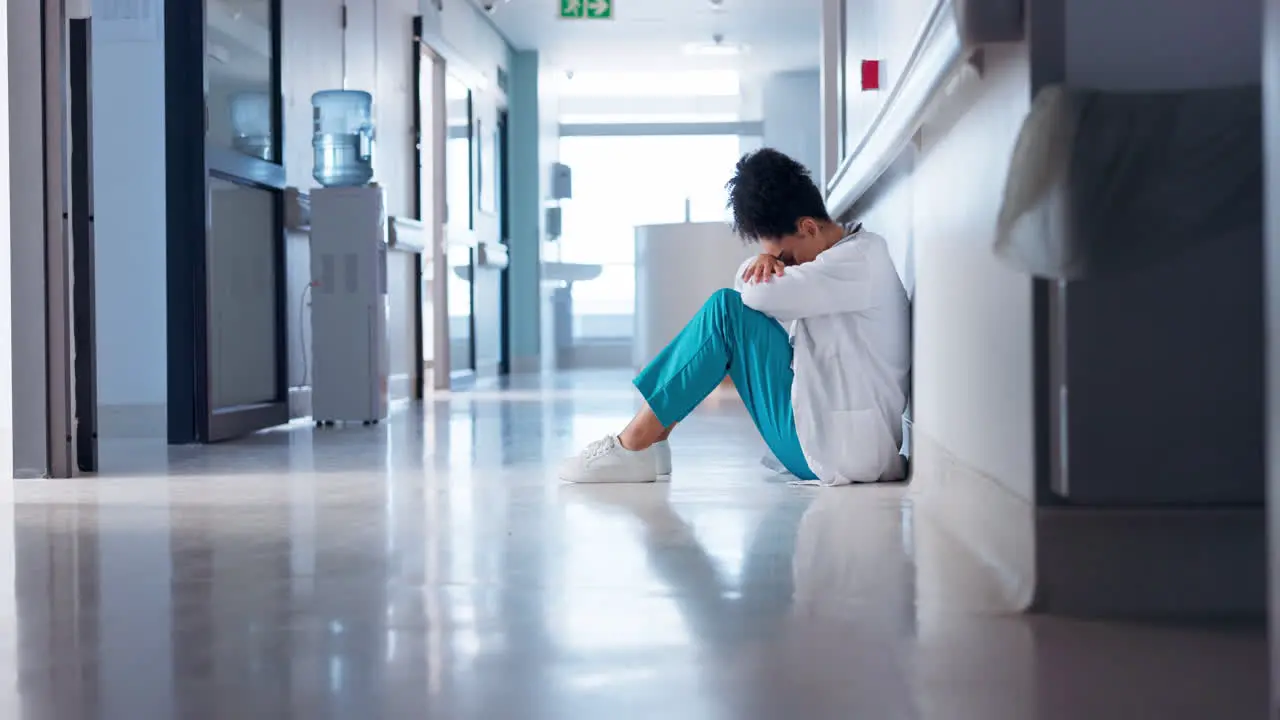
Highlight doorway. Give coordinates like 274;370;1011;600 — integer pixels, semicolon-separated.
414;26;489;389
443;71;477;385
413;27;452;390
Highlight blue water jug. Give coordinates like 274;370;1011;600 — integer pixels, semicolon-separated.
311;90;375;187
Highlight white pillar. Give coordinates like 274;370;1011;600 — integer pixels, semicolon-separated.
633;222;753;369
818;0;843;189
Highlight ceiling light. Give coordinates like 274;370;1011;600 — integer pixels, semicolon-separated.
683;41;748;57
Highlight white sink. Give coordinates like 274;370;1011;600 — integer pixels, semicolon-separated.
454;261;603;284
541;262;603;284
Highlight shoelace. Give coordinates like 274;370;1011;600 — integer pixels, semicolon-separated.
583;436;617;461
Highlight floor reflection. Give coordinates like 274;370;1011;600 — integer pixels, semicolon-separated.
0;371;1266;719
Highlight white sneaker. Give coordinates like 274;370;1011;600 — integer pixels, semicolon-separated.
655;440;672;477
560;436;659;484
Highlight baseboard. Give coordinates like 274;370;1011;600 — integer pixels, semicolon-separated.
1036;504;1266;620
288;386;312;419
474;361;501;379
564;341;632;369
291;377;411;420
510;355;541;374
908;428;1037;613
388;373;412;402
97;403;167;439
911;429;1266;620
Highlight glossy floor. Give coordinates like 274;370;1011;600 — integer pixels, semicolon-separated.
0;372;1267;719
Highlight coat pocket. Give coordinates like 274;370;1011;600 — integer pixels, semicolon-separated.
827;409;888;483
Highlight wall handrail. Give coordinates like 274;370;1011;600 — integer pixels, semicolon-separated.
825;0;965;218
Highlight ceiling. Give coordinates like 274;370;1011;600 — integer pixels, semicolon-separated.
208;0;272;84
479;0;822;75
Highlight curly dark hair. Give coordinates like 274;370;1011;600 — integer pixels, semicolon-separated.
725;148;831;242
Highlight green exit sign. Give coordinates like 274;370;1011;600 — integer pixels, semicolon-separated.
559;0;613;19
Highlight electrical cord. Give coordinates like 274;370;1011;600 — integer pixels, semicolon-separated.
300;283;314;388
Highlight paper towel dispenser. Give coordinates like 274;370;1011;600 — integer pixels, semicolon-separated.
550;162;572;200
545;206;563;240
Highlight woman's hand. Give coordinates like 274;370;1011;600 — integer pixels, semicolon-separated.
741;253;786;285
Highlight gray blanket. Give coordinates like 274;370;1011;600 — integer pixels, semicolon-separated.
995;84;1262;280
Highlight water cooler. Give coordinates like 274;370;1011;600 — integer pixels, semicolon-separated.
308;91;389;424
230;92;273;160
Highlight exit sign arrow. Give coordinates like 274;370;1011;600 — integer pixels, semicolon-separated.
560;0;612;19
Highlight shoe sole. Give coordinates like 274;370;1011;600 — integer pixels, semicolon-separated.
559;474;658;484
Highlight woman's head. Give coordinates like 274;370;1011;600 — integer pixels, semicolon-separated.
726;148;843;265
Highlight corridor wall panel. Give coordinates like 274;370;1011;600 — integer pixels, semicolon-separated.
91;0;168;439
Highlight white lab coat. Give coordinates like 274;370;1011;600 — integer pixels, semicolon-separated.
733;229;911;485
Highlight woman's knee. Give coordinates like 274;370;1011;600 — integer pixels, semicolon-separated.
705;287;743;314
692;288;742;330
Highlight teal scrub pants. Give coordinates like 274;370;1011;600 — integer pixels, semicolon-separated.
632;288;817;480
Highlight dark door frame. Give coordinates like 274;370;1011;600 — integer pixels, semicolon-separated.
69;16;97;471
412;16;426;398
497;108;511;376
165;0;289;443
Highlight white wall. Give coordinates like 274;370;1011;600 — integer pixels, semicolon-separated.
907;48;1034;501
841;0;936;157
8;0;48;473
761;69;821;178
835;0;1036;501
91;0;168;436
833;29;1037;605
369;0;423;392
0;0;13;479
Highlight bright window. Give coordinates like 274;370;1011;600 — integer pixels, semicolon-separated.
559;113;742;125
555;134;744;339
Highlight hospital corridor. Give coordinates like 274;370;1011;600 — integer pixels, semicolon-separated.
0;0;1276;717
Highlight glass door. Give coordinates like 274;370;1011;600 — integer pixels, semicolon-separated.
413;20;434;397
166;0;289;442
444;71;476;382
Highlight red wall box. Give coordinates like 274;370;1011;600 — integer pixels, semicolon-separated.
861;60;881;91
